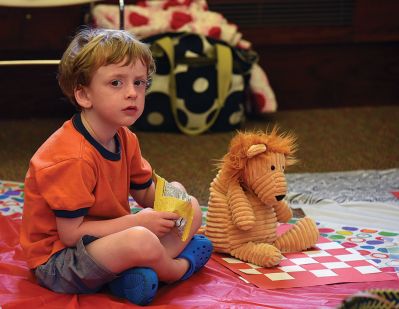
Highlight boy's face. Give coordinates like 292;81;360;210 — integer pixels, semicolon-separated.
82;59;148;129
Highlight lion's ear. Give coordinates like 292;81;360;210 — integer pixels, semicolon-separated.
247;144;267;158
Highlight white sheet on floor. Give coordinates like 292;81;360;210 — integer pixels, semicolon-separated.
286;169;399;231
292;200;398;231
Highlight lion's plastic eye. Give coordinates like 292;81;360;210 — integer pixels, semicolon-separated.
271;165;275;171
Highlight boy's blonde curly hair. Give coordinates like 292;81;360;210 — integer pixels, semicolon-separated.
58;27;156;109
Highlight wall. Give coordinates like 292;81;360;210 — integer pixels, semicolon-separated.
209;0;399;109
0;1;398;118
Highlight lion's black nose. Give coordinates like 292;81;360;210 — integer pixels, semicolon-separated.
276;195;285;201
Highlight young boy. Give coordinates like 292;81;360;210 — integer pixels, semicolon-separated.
20;28;212;306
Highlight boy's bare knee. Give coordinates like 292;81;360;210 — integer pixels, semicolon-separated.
125;227;163;262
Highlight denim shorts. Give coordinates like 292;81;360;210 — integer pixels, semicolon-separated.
34;235;118;294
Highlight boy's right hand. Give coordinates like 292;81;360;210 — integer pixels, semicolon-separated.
134;208;180;237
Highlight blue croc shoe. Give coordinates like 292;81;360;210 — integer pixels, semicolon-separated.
178;234;213;281
108;267;158;306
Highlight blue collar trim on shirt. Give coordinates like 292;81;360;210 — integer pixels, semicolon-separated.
72;113;121;161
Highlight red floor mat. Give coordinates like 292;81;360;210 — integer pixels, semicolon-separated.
1;214;398;309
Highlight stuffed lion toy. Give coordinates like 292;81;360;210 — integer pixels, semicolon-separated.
203;128;320;267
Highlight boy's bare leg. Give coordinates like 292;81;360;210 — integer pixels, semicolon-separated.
86;181;204;282
86;226;188;282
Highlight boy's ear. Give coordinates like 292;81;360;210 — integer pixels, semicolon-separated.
74;86;92;109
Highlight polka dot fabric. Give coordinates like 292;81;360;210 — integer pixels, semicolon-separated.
133;33;257;134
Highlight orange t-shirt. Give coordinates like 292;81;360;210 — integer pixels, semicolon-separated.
20;114;153;269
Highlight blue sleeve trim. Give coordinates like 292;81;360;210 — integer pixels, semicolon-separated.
53;207;90;218
130;178;153;190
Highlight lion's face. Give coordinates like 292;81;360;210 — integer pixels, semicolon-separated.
242;151;287;204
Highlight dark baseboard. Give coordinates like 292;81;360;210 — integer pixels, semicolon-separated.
0;65;76;118
255;41;399;110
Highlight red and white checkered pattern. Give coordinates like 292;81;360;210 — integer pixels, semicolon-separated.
212;237;395;289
